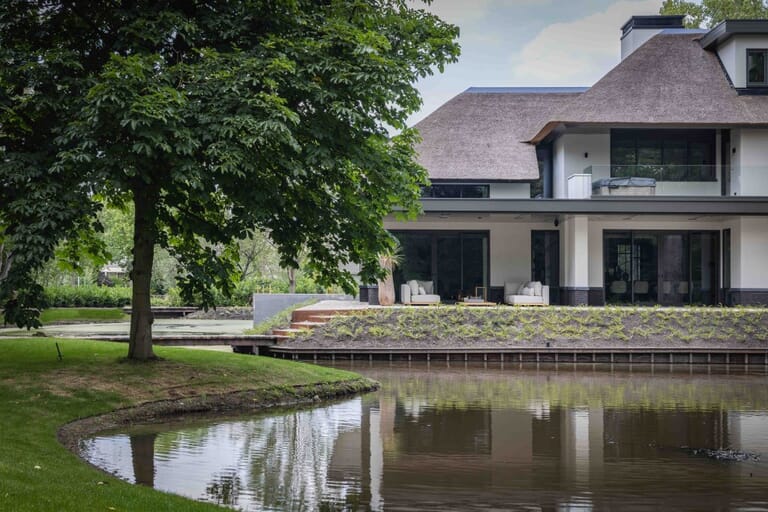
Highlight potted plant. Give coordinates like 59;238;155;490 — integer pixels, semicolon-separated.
377;240;403;306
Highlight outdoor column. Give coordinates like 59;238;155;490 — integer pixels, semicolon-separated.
563;215;590;305
730;216;768;304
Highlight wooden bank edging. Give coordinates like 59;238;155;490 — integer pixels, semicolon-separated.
267;346;768;365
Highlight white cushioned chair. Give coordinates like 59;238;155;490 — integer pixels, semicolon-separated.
504;280;550;306
400;280;440;305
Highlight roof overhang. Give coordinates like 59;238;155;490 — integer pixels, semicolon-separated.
419;197;768;216
700;19;768;50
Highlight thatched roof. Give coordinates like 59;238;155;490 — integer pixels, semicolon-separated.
529;32;768;142
414;88;585;181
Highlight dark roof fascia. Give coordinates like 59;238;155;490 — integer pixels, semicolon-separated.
621;15;685;39
701;19;768;50
428;178;536;184
419;197;768;215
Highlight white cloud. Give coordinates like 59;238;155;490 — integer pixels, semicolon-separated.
508;0;663;86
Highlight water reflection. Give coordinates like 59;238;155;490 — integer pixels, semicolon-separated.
82;364;768;511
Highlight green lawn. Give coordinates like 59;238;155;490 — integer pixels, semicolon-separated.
0;338;366;511
1;308;129;327
40;307;129;324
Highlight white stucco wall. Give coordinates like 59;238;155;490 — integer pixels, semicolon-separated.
716;36;768;88
553;137;566;199
729;216;768;288
490;183;530;199
735;129;768;196
718;38;738;86
621;29;664;60
553;133;610;198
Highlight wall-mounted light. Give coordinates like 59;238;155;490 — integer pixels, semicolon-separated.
554;216;560;227
732;147;737;154
584;152;589;158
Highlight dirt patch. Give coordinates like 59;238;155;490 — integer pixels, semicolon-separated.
58;378;378;457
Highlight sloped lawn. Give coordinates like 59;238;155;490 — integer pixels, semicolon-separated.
0;338;368;511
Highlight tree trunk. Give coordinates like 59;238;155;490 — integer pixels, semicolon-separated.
129;182;157;360
288;266;296;294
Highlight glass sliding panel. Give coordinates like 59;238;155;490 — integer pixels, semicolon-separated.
690;232;718;305
532;231;560;304
604;232;632;304
659;233;689;306
462;234;488;300
436;235;462;301
632;233;658;304
723;229;731;291
392;232;433;302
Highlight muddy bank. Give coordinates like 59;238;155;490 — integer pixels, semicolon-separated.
58;378;378;456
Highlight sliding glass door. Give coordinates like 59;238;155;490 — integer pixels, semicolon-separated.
393;231;489;302
604;231;718;305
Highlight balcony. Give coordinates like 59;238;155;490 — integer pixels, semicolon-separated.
567;165;722;198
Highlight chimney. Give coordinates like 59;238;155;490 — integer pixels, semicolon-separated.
620;15;685;59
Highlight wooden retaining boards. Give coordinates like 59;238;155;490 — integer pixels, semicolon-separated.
121;306;199;318
267;346;768;365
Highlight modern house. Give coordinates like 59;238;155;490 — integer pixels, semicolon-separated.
385;15;768;306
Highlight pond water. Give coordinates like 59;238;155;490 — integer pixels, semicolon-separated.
82;363;768;511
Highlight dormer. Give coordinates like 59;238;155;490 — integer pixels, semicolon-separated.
701;20;768;92
620;15;685;59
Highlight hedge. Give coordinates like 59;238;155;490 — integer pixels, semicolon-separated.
43;286;132;308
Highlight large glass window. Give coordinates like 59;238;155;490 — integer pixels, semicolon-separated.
610;129;716;181
531;231;560;304
392;231;489;302
604;231;718;305
747;49;768;86
421;184;489;198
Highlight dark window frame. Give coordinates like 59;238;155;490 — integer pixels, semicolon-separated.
421;183;490;199
747;48;768;87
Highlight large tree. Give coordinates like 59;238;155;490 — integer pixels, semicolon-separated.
0;1;459;359
660;0;768;27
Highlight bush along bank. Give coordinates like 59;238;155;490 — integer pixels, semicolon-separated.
287;306;768;348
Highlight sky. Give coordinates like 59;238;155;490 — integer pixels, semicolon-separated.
409;0;666;125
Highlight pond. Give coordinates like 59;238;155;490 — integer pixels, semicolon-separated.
82;363;768;511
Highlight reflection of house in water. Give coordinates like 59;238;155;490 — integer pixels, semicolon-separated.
321;376;768;511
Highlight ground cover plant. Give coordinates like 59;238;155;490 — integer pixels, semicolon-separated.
293;306;768;346
0;338;368;511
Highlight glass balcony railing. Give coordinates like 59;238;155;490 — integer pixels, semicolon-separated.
583;165;719;182
566;165;724;198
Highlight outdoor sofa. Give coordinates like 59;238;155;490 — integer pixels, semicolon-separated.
504;280;549;306
401;280;441;305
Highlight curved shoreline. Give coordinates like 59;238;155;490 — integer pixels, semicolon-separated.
58;377;379;458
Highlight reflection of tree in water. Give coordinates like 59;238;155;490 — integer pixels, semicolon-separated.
205;470;242;507
130;433;157;487
239;398;363;510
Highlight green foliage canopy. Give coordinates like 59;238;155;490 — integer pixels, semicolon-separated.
0;1;460;346
660;0;768;27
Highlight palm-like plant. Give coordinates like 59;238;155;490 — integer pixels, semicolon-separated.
377;239;403;306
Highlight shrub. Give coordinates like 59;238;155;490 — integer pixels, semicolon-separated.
43;285;132;308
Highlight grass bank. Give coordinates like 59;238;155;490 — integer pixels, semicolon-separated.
0;338;372;511
290;306;768;348
1;308;128;327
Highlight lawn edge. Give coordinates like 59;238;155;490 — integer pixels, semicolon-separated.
58;377;378;460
